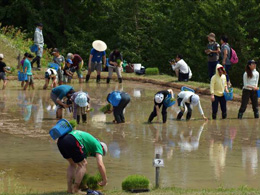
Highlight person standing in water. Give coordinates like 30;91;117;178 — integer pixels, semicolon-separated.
0;54;11;90
238;60;259;119
210;64;229;119
86;40;107;83
148;89;174;123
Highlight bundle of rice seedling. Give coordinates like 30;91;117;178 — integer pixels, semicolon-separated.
99;104;111;113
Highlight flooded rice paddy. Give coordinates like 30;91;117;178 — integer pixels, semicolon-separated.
0;80;260;192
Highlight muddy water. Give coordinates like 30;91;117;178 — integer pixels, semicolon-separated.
0;81;260;192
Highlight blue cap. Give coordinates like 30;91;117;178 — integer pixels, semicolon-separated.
66;59;73;64
248;60;257;65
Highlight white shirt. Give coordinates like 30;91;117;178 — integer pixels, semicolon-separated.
171;59;189;74
243;69;259;90
177;91;204;115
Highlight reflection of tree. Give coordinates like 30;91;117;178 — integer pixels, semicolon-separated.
240;120;258;177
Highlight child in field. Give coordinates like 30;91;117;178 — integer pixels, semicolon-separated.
43;68;58;89
71;92;90;124
148;89;174;123
210;64;229;119
0;54;11;90
20;53;29;88
23;53;35;90
63;59;74;83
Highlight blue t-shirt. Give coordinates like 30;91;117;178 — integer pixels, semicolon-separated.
52;85;73;99
23;59;32;75
90;48;106;63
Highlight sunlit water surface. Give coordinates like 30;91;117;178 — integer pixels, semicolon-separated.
0;80;260;192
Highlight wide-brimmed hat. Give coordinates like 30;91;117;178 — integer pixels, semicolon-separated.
0;54;4;59
207;33;216;41
75;92;88;107
92;40;107;52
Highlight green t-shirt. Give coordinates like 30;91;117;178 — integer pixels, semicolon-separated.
69;130;103;157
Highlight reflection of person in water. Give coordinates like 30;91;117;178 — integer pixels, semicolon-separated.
209;122;229;179
240;120;258;176
178;121;206;152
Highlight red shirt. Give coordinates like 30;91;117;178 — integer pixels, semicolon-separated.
72;54;82;69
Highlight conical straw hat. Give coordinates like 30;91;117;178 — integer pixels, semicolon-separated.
92;40;107;52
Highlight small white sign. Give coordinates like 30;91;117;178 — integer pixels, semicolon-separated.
153;159;164;167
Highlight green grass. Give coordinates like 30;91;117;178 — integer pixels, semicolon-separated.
145;67;159;75
122;175;149;191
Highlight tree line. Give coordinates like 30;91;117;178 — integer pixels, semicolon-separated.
0;0;260;87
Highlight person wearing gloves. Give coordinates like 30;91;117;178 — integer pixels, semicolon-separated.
176;91;207;120
148;89;174;123
50;85;75;119
210;64;229;119
31;23;44;70
43;68;57;89
105;91;131;123
71;92;90;124
86;40;107;83
238;60;259;119
57;130;108;194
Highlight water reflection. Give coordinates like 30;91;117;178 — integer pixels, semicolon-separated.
1;82;260;192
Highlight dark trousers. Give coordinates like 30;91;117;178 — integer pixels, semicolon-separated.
178;72;189;82
31;56;41;68
177;98;192;120
208;61;218;79
113;92;130;123
148;104;167;123
212;95;227;119
224;64;231;82
238;89;258;114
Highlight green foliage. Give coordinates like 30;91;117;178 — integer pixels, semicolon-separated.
1;1;260;87
80;173;102;190
99;104;112;113
122;175;149;191
68;120;77;129
145;67;159;75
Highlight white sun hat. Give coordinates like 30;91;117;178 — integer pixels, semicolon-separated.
75;92;88;107
92;40;107;52
100;141;108;156
154;93;164;104
0;54;4;59
191;94;200;106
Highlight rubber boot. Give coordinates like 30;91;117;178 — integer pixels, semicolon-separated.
118;78;122;83
254;112;259;119
77;115;80;124
212;113;216;120
162;114;167;123
96;75;100;83
82;114;87;123
238;112;243;119
177;112;183;120
148;113;154;123
222;112;227;119
86;74;90;82
186;112;192;120
106;77;110;84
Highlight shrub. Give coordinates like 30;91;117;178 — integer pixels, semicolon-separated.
145;67;159;75
122;175;149;191
80;173;102;190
